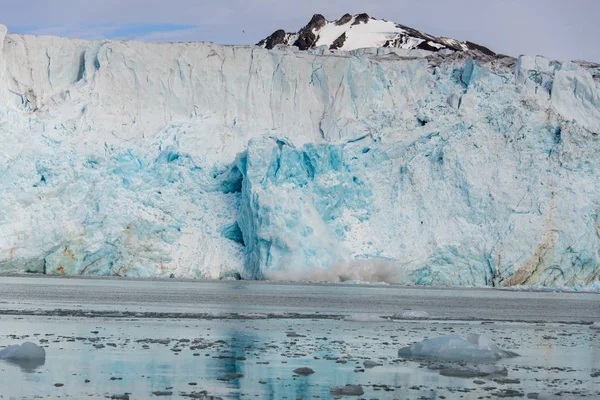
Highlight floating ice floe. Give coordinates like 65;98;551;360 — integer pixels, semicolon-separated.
398;334;519;362
590;322;600;329
0;342;46;371
0;342;46;360
363;360;383;368
330;385;364;396
293;367;315;376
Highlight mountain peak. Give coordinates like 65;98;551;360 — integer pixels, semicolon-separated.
257;13;495;56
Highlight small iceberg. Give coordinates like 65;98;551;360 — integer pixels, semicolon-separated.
398;334;519;362
0;342;46;372
590;322;600;329
0;342;46;360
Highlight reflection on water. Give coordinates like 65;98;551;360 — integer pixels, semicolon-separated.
0;316;599;399
1;357;45;373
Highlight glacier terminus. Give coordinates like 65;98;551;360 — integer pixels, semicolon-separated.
0;15;600;289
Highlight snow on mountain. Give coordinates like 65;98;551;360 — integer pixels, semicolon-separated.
0;22;599;288
258;13;496;55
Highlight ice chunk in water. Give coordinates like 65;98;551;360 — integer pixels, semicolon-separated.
398;334;518;362
590;322;600;329
0;342;46;360
0;342;46;372
363;360;383;368
330;385;364;396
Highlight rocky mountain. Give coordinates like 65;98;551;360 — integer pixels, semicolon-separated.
258;13;496;55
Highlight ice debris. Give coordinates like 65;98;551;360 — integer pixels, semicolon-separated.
590;322;600;329
363;360;383;368
293;367;315;376
437;363;508;378
330;385;364;396
398;334;519;362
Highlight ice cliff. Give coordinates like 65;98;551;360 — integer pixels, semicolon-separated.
0;22;599;287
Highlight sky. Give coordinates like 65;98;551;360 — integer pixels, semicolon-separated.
2;0;599;62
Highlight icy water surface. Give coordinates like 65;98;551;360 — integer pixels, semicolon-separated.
0;277;598;399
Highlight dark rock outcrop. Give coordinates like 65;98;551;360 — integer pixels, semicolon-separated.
417;41;442;52
330;33;347;50
293;14;327;50
465;41;496;56
257;29;287;50
352;13;370;25
335;13;353;26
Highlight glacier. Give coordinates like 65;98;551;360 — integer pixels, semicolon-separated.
0;24;599;287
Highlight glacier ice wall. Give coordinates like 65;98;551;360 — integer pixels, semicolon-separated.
0;25;599;287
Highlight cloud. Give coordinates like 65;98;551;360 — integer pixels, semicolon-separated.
2;0;600;61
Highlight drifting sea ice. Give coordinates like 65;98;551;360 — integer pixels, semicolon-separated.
330;385;364;396
398;334;518;362
363;360;383;368
0;342;46;360
590;322;600;329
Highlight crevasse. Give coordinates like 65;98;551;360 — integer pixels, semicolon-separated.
0;25;599;287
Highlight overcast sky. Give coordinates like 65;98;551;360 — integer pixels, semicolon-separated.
2;0;599;62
